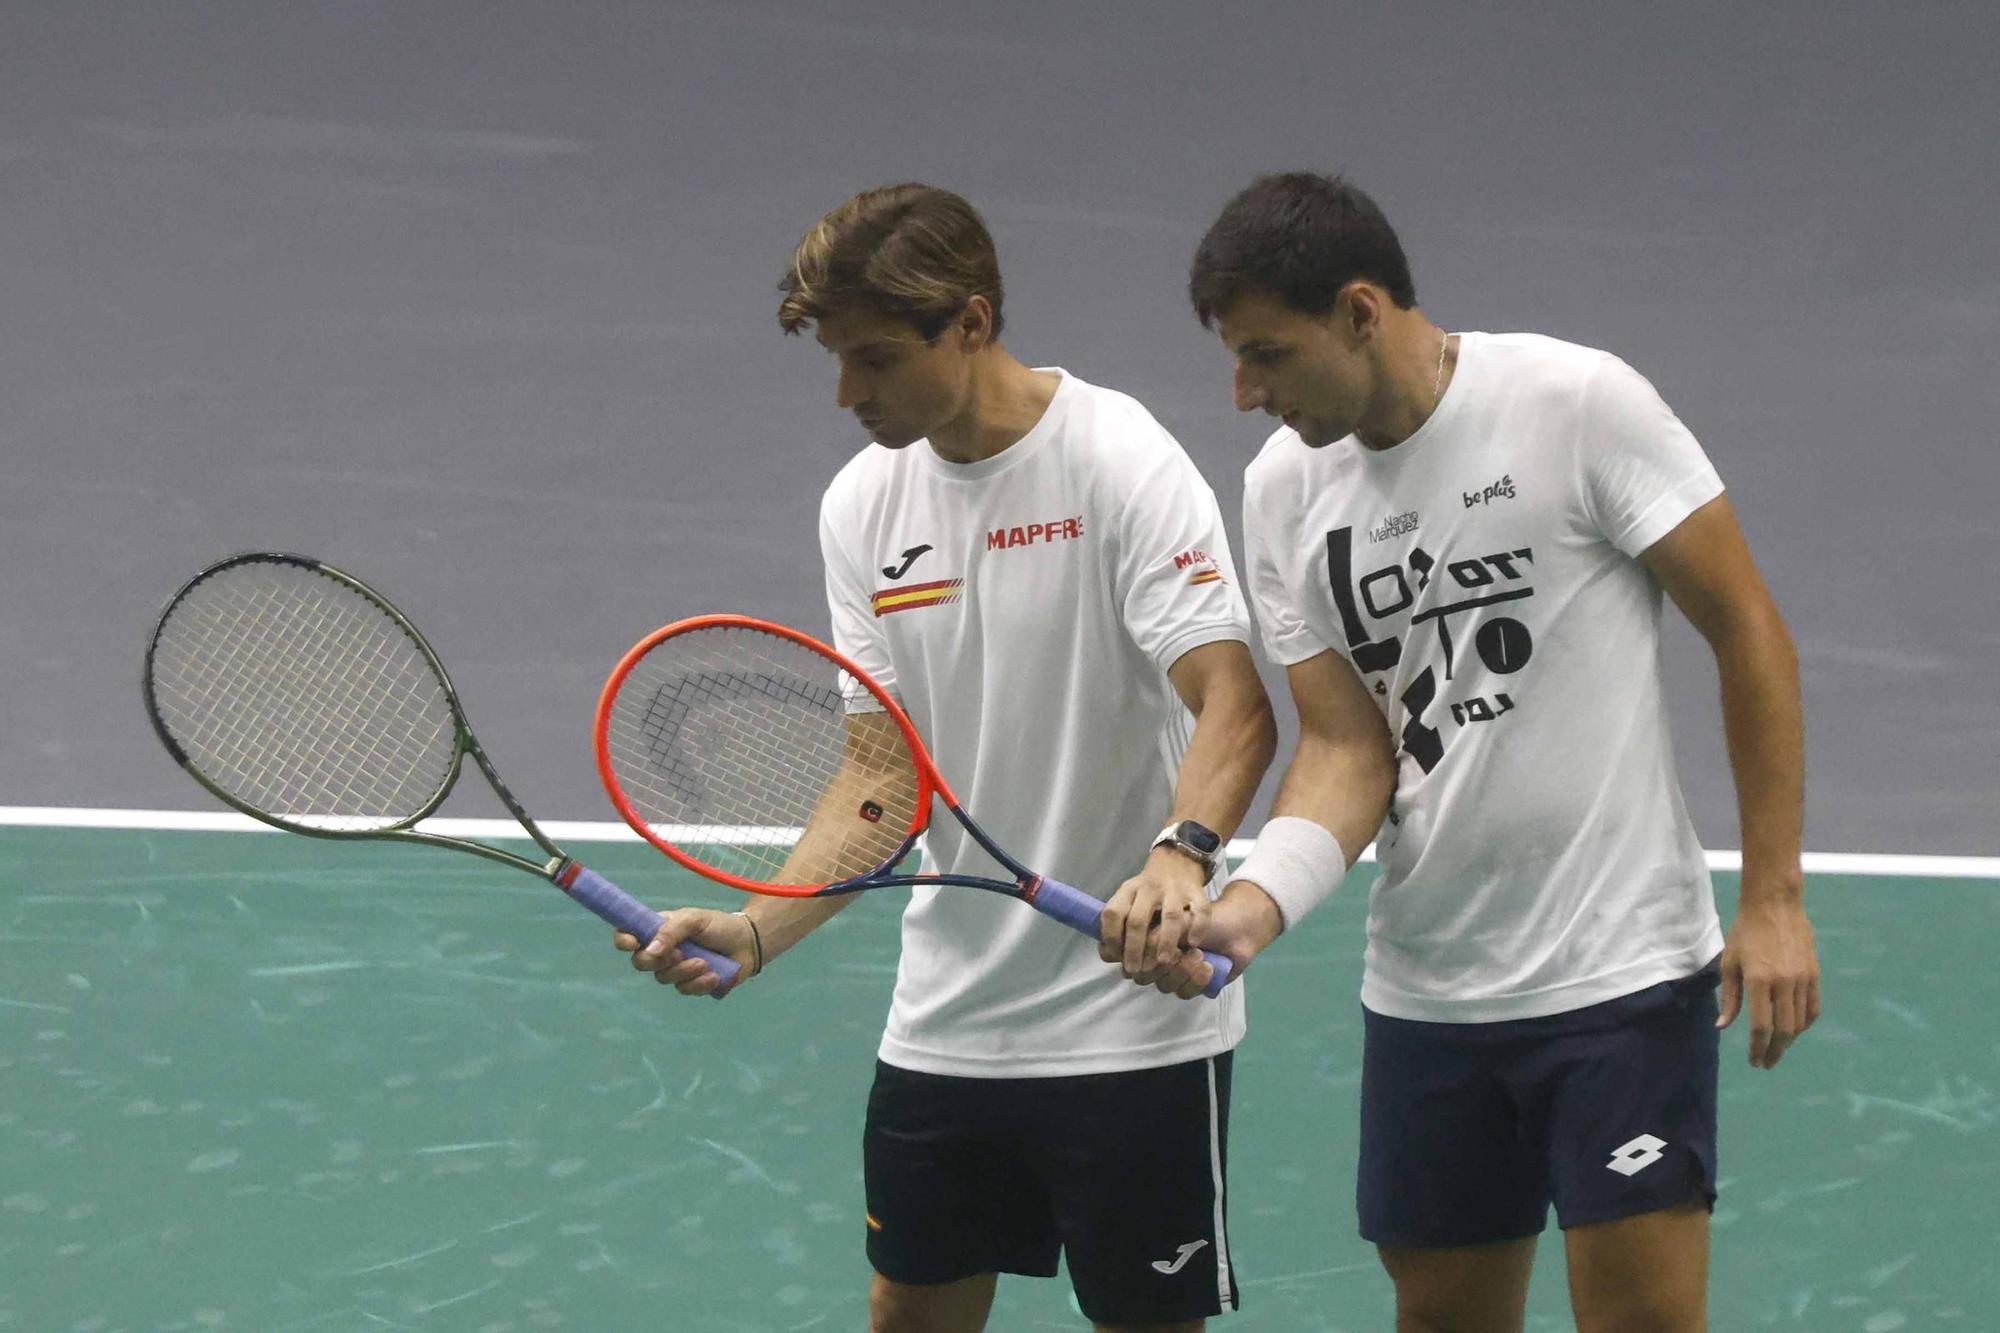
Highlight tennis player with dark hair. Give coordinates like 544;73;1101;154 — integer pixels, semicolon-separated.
618;182;1276;1332
1141;172;1821;1331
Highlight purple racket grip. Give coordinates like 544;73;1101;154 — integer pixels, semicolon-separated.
1027;876;1234;998
559;863;742;997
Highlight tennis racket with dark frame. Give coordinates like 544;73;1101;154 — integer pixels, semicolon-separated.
593;613;1233;998
142;552;739;991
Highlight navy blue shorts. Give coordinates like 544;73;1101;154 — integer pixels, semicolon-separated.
1358;960;1721;1249
863;1054;1239;1324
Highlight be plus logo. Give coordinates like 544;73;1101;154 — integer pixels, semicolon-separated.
1463;473;1517;508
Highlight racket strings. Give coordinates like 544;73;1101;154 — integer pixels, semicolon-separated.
192;581;452;824
604;627;919;886
148;561;458;830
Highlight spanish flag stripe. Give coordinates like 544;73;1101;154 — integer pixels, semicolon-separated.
876;594;963;616
871;579;965;616
874;583;961;607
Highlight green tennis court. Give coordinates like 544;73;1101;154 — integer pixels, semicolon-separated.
3;823;1995;1330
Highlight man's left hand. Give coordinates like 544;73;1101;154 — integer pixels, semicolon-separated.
1718;890;1820;1069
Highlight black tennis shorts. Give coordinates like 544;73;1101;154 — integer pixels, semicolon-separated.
863;1052;1239;1324
1358;959;1722;1249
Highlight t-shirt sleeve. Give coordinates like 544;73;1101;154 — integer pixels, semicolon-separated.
819;486;895;712
1577;355;1725;557
1114;447;1253;672
1242;464;1335;667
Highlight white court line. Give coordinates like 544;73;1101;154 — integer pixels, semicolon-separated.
1;806;1996;880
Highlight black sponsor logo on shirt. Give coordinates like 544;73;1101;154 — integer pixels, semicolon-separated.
1463;474;1517;508
880;544;934;580
1326;525;1539;776
1369;511;1420;543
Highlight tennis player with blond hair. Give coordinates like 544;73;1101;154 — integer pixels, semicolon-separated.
621;183;1275;1333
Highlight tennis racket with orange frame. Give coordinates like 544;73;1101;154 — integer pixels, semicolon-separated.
593;613;1233;998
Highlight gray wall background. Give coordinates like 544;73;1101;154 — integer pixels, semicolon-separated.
3;1;1994;854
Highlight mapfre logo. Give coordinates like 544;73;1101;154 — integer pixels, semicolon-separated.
987;515;1084;550
1175;548;1225;587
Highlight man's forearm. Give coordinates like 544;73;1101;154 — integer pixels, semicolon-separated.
1166;674;1277;841
749;713;916;962
1713;605;1805;903
1214;731;1395;944
742;892;860;963
1268;731;1396;872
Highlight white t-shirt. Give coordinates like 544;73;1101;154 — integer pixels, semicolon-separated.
1242;332;1726;1023
820;368;1252;1077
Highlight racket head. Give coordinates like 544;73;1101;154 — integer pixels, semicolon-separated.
143;552;467;836
595;614;942;896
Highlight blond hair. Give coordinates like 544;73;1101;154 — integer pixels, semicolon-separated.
777;183;1005;338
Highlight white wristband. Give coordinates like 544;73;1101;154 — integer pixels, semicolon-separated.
1231;815;1347;931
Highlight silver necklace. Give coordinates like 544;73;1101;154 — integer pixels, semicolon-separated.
1434;330;1450;403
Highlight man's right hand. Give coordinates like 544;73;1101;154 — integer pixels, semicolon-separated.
1133;880;1287;1000
615;908;759;997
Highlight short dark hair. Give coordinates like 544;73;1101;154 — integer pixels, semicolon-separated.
1188;173;1416;327
777;183;1005;340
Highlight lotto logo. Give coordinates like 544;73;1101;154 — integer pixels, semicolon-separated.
1606;1134;1668;1177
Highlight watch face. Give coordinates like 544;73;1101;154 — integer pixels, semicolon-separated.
1180;821;1222;855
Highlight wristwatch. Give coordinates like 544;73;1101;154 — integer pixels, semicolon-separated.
1152;819;1224;879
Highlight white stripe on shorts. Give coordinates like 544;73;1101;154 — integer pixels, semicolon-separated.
1205;1056;1235;1311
